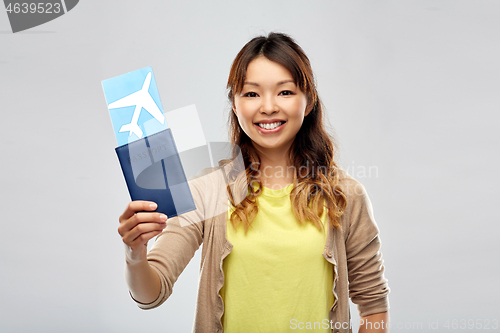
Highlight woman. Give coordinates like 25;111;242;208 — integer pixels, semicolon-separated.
118;32;390;333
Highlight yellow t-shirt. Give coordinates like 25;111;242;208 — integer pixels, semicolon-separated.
220;184;334;332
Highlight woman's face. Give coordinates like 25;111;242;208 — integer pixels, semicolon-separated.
233;56;312;156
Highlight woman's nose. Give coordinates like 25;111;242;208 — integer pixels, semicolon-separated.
260;95;278;114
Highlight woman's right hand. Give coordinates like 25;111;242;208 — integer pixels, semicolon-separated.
118;201;167;264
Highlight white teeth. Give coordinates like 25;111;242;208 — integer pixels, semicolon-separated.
258;122;283;130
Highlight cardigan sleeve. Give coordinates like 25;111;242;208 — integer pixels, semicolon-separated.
344;179;390;317
131;170;208;310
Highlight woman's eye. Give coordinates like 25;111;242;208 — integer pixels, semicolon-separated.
243;92;258;97
279;90;294;96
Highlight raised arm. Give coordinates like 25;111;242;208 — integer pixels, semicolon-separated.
118;171;208;309
118;201;167;304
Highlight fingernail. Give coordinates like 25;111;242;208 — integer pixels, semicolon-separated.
160;214;167;221
149;203;157;210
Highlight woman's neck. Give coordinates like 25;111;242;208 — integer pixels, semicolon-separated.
255;148;294;190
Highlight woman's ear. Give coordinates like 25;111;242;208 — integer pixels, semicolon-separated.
305;98;314;116
232;102;237;116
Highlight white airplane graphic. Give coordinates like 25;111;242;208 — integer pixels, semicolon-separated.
108;72;165;138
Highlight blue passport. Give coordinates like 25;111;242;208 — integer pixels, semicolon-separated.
102;67;196;218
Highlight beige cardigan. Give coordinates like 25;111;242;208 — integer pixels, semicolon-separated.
132;163;390;333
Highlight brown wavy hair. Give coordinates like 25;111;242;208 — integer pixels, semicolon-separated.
222;32;347;233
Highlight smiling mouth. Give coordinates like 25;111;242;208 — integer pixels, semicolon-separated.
256;121;286;130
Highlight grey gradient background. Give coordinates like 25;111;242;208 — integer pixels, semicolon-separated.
1;1;499;332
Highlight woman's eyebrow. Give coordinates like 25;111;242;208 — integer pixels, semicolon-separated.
243;79;295;87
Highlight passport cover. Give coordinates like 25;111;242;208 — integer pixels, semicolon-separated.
115;128;196;218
